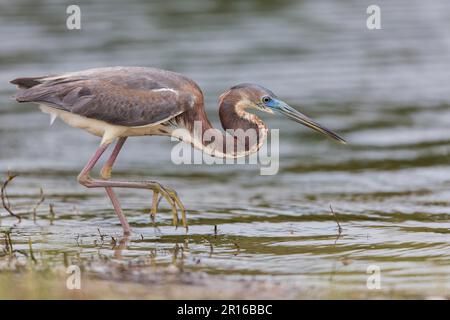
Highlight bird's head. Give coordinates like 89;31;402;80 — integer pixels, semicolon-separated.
220;83;346;144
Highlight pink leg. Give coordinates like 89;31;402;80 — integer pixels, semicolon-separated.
100;138;131;235
105;187;130;234
77;142;131;235
100;138;167;233
101;137;127;180
77;141;187;233
77;143;110;181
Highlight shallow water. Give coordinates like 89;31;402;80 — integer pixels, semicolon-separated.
0;0;449;298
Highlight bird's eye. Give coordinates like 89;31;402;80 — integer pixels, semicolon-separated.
262;96;271;104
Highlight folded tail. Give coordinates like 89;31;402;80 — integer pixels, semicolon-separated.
10;76;48;89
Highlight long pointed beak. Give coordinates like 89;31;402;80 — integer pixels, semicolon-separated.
274;101;346;144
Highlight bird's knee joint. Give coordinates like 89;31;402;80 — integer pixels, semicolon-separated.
77;174;92;187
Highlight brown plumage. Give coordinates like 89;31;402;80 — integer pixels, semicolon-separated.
12;67;202;127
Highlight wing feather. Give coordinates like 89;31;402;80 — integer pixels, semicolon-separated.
11;67;200;127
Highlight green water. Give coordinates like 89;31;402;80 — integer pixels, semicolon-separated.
0;0;449;298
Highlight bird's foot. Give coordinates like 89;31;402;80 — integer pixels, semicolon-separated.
77;173;92;185
151;191;159;218
77;175;188;230
166;188;187;230
149;182;187;230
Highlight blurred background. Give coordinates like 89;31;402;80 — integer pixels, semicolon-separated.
0;0;449;298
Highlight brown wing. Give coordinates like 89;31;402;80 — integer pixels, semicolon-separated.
11;67;202;126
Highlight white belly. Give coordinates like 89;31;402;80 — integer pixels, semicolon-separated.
39;105;171;145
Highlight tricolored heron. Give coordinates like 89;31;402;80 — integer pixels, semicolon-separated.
10;67;345;235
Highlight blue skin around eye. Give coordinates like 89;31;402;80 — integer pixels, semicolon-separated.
265;98;281;109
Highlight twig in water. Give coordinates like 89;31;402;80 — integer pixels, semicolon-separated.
32;187;45;223
110;236;117;248
233;242;240;256
330;205;343;234
3;230;12;254
1;172;21;222
97;228;105;241
12;249;29;257
75;234;80;247
49;203;55;225
28;238;37;264
96;228;106;247
203;238;214;257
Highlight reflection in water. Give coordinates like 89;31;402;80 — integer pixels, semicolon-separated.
113;236;128;260
0;0;450;298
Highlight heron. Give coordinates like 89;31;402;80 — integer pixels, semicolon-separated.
10;66;345;235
